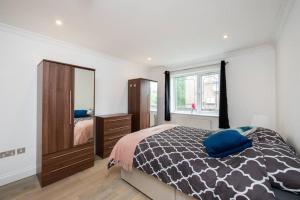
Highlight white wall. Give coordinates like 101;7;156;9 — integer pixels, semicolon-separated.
226;46;276;129
149;45;276;131
276;0;300;153
0;24;149;186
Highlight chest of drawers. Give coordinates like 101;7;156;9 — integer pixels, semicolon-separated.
96;114;132;158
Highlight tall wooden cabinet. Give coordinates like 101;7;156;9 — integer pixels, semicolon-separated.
37;60;95;187
128;78;158;132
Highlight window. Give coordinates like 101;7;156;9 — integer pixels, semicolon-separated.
171;68;220;115
201;74;219;111
174;75;197;111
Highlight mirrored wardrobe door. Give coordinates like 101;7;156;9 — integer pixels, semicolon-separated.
73;68;95;146
150;81;158;127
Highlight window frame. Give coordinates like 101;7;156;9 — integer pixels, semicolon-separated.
170;67;220;116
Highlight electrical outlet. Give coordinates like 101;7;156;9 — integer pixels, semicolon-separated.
17;147;26;154
0;149;15;159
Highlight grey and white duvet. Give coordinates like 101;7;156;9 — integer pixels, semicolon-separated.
132;126;300;200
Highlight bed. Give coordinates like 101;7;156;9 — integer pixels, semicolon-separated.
121;168;300;200
74;117;94;145
108;125;300;200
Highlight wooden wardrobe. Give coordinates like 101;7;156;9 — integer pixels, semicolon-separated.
37;60;95;187
128;78;158;132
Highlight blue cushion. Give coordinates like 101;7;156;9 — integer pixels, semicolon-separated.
207;140;252;158
203;129;252;158
237;126;253;132
74;110;88;118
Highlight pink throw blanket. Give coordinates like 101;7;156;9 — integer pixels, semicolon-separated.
74;119;93;145
108;124;178;171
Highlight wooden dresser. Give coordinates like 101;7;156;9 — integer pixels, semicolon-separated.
96;114;132;158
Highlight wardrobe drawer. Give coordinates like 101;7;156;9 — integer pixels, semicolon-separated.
41;158;94;187
103;136;123;148
42;144;94;173
104;134;125;142
104;117;131;130
104;126;131;137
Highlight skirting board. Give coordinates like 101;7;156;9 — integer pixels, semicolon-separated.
0;166;36;186
121;168;195;200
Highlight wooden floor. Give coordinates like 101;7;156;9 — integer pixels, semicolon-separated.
0;158;150;200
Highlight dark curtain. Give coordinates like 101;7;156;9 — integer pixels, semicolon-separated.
164;71;171;121
219;60;230;128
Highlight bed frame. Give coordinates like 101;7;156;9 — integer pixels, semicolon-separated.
121;169;300;200
121;168;195;200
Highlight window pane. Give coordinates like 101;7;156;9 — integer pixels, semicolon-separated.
201;74;219;111
175;75;197;111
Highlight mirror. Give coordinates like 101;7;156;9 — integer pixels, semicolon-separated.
73;68;95;146
150;81;158;127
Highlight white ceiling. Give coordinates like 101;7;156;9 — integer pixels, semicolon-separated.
0;0;290;67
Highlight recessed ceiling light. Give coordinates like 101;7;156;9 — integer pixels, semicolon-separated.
223;34;229;39
55;20;63;26
147;57;152;61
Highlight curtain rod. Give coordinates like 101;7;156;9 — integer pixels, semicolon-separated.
168;61;229;73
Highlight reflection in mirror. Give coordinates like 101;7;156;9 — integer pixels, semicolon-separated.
150;81;158;127
73;68;95;146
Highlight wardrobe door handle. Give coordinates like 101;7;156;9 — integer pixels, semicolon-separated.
69;90;72;125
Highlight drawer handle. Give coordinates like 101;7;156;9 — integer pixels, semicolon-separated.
108;118;130;122
69;90;72;125
106;135;124;141
104;146;114;150
106;126;130;131
44;157;93;175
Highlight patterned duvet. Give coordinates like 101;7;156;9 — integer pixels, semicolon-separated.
132;126;300;200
